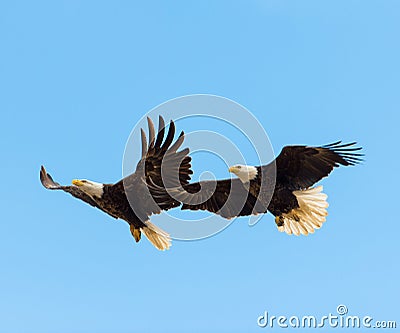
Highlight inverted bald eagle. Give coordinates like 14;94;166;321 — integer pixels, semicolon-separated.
154;142;362;236
40;116;192;250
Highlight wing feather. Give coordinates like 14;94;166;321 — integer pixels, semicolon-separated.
140;128;147;159
149;177;259;219
39;165;118;218
147;116;156;149
273;141;363;190
154;115;165;149
126;117;193;213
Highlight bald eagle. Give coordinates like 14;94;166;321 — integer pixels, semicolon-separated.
40;116;192;250
153;142;362;235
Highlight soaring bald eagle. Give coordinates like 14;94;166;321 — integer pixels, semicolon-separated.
40;116;192;250
152;142;362;235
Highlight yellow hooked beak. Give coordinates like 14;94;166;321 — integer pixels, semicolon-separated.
72;179;84;186
228;166;236;173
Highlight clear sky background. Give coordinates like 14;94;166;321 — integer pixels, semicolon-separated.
1;1;399;332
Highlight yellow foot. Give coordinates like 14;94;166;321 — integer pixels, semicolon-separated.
130;225;141;242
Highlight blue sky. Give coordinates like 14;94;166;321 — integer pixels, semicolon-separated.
1;1;399;332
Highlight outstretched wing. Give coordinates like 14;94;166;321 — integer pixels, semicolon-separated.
138;116;192;187
40;165;118;218
183;178;259;218
273;141;363;190
128;116;193;211
150;177;259;219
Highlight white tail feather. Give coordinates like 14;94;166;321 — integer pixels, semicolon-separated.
142;221;171;250
277;186;328;236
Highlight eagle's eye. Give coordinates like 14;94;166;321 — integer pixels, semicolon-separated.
237;166;241;169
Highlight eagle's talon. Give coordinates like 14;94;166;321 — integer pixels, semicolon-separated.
275;216;285;227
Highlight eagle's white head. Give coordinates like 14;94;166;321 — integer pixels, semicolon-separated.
72;179;104;198
228;164;258;183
